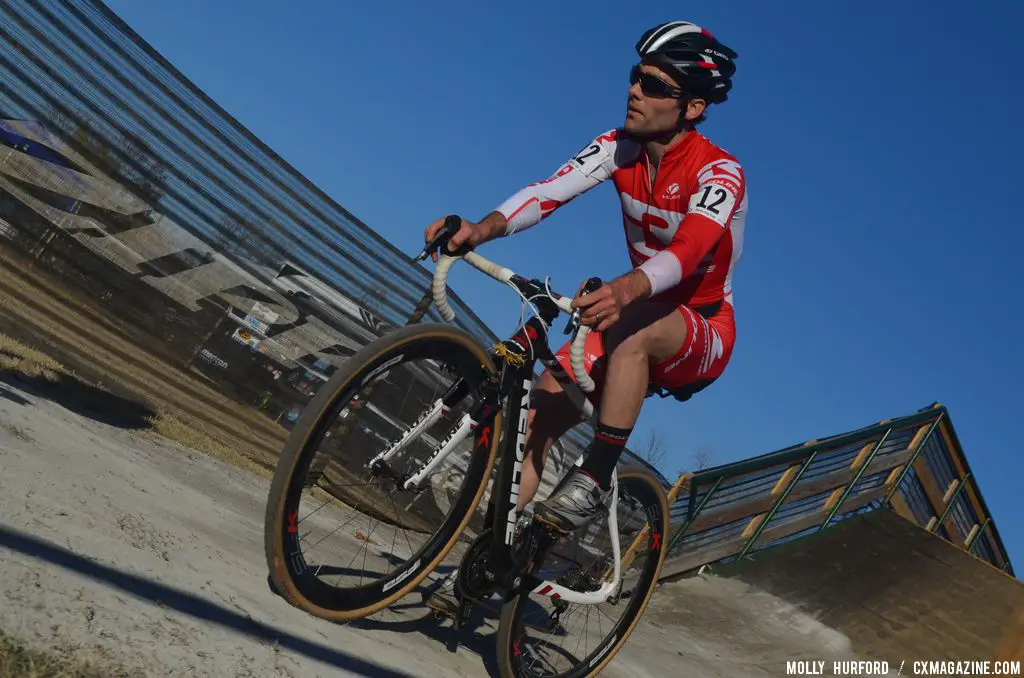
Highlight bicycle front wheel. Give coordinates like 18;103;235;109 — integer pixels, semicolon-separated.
495;467;670;678
264;323;502;622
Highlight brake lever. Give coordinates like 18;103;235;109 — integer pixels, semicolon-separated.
414;214;463;262
563;277;603;335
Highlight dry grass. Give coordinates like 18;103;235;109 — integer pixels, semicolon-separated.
0;261;299;675
0;333;69;382
143;409;276;478
0;254;288;462
0;330;278;476
0;629;143;678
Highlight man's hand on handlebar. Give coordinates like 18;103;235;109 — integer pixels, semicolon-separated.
572;270;652;333
423;212;509;263
423;216;476;263
420;212;652;335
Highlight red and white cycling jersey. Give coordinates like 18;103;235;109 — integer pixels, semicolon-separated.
495;128;747;311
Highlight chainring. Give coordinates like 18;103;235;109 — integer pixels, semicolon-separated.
456;528;500;601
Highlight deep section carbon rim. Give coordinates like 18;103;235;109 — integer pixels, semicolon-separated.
268;326;500;618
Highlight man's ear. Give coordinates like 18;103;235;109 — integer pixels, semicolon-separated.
684;97;707;123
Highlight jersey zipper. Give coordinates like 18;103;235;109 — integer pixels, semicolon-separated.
644;151;659;238
645;151;658;200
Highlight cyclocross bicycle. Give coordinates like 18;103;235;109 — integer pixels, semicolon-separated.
264;216;670;678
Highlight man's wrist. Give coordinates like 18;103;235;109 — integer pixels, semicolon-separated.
477;211;509;242
613;269;652;306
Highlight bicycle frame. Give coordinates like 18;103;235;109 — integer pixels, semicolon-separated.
480;327;623;607
369;270;625;606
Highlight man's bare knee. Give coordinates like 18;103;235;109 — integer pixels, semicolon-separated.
606;304;690;372
524;371;579;470
606;333;656;381
531;376;581;426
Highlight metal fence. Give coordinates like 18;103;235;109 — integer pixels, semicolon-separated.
0;0;631;500
0;0;489;347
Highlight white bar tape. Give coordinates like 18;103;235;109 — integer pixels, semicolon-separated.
432;251;586;393
554;295;575;315
432;255;458;322
569;325;596;393
464;251;515;283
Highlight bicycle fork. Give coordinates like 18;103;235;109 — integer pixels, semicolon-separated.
366;378;476;489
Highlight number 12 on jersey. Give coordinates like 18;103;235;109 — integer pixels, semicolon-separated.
690;183;737;227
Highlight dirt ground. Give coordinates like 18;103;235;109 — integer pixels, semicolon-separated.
0;248;878;676
0;374;484;677
0;373;876;677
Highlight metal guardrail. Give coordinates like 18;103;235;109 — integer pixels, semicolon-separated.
1;0;465;333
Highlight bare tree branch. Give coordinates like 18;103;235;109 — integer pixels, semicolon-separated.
693;444;713;470
676;443;715;477
634;429;668;470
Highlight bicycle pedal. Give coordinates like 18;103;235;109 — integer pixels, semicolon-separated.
454;600;473;629
430;609;449;622
532;513;573;536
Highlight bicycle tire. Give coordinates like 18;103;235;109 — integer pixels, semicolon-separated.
264;322;503;622
495;467;671;678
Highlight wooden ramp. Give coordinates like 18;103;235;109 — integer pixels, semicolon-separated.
706;508;1024;662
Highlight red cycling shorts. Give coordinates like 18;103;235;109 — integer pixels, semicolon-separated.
553;301;735;400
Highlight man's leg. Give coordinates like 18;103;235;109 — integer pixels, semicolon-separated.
517;369;586;509
424;368;587;613
577;302;689;487
534;302;688;531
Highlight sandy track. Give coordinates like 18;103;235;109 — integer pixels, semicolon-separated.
0;374;685;677
0;375;496;677
0;373;875;677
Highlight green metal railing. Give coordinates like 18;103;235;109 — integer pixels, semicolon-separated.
820;429;893;531
660;404;1014;580
685;406;942;489
667;474;725;552
737;451;818;559
883;415;942;504
967;518;990;553
931;472;971;534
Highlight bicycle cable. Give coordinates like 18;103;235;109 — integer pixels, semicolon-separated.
500;274;574;362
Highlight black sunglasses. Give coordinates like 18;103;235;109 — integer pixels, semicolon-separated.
629;65;684;99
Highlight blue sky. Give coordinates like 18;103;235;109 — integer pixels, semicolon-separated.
103;0;1022;566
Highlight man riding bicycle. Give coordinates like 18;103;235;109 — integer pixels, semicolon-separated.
424;20;746;611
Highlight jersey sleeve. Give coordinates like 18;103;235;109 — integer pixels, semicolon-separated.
495;130;633;235
639;158;746;296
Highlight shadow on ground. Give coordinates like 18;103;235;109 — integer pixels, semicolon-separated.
0;368;154;430
351;593;504;677
266;557;500;675
0;524;414;678
0;383;29;406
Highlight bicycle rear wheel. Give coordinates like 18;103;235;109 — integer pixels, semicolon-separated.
495;467;670;678
264;323;502;622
